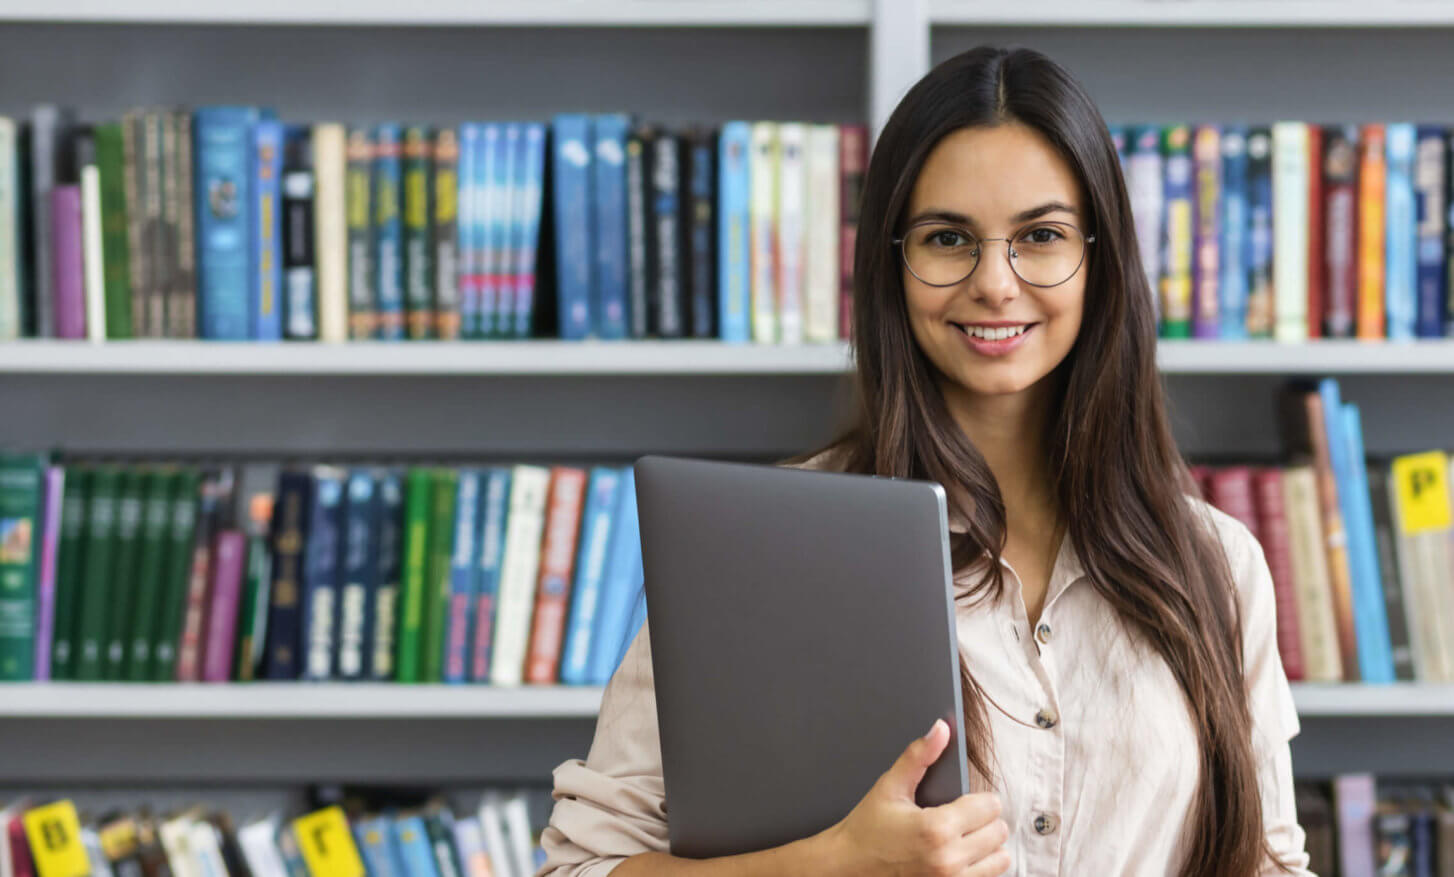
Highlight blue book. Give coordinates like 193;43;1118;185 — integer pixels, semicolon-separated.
353;817;400;877
251;119;284;341
552;114;594;340
1385;123;1418;340
457;123;481;339
391;816;440;877
301;467;345;681
482;123;514;339
1244;127;1274;339
587;467;643;685
443;470;482;684
1217;127;1249;339
1339;400;1396;683
337;469;380;681
374;123;406;340
592;114;631;340
560;467;622;686
513;122;548;338
621;579;648;671
717;121;752;343
372;468;404;681
1414;126;1447;339
194;106;259;340
469;466;511;682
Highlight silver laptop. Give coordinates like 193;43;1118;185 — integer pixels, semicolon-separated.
633;455;969;860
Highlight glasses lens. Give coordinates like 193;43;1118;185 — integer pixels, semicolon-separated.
901;221;1088;287
903;224;980;286
1010;223;1087;287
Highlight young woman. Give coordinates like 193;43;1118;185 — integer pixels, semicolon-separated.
538;46;1310;877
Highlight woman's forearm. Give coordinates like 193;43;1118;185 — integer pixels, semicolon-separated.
609;825;851;877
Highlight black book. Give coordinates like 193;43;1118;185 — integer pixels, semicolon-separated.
282;125;318;340
625;125;653;338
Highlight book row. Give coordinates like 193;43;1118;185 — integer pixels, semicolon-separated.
0;458;646;686
1298;775;1454;877
1191;380;1454;684
0;106;867;345
0;789;548;877
1110;123;1454;341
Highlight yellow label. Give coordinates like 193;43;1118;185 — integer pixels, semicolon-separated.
1393;451;1452;533
24;801;91;877
292;807;365;877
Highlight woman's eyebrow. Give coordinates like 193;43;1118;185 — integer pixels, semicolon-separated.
906;201;1080;228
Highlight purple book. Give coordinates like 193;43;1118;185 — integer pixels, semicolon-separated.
201;530;247;682
1334;773;1377;877
50;185;86;339
32;467;65;681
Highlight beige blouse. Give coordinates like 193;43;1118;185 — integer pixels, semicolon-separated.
537;495;1313;877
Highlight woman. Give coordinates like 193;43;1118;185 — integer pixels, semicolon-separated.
538;45;1310;877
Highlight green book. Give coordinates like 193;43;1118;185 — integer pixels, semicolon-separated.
96;122;133;340
74;466;122;681
420;468;458;683
0;453;46;680
151;468;198;681
394;468;433;683
234;493;273;682
126;469;174;681
102;469;146;679
51;467;91;680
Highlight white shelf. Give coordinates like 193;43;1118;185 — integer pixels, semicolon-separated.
0;683;606;718
931;0;1454;27
0;0;870;26
6;339;1454;376
1291;683;1454;717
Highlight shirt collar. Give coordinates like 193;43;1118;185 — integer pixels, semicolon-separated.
947;519;1087;605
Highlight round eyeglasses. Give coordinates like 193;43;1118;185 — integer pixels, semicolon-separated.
892;220;1095;289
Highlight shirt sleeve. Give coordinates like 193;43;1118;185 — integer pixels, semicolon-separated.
537;622;671;877
1219;510;1316;876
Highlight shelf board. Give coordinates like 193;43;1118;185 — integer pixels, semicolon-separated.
931;0;1454;27
1291;683;1454;717
0;683;606;718
5;339;1454;376
0;0;871;26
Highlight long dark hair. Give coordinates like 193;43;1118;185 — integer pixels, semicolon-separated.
814;46;1278;876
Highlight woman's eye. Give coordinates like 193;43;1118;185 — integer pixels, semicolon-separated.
1022;226;1066;245
929;230;970;248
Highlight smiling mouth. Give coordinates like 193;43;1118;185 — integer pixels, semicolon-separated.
951;323;1036;341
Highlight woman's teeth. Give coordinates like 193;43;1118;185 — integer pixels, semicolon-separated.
959;324;1028;341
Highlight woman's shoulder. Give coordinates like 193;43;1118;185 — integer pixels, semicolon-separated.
780;444;852;473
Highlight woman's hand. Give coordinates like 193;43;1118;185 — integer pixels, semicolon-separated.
819;719;1011;877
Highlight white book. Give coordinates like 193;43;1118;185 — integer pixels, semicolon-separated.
477;792;516;877
83;827;115;877
451;816;493;877
489;465;551;686
1127;129;1164;315
312;123;349;343
188;821;229;877
1282;466;1343;682
0;118;17;340
238;817;290;877
774;123;807;345
803;124;840;344
81;156;106;343
1271;121;1309;343
748;122;778;344
499;792;536;877
159;815;204;877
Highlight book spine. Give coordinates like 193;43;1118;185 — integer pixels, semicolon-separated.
456;124;480;338
1271;122;1309;343
1390;452;1454;681
0;454;43;679
263;470;310;680
422;812;462;877
194;107;254;339
1244;127;1275;338
592;114;630;340
373;123;405;341
552;114;594;341
1216;127;1247;339
201;529;246;682
312;123;348;342
281;126;318;340
1414;126;1447;339
1159;125;1193;338
235;493;273;681
560;467;620;686
587;467;642;685
172;110;197;338
346;127;376;339
50;185;86;338
803;124;838;344
337;469;380;681
75;466;121;681
152;468;198;681
513;122;547;338
1334;775;1377;877
301;469;344;681
1303;389;1359;681
102;469;145;679
79;130;107;343
141;111;166;338
1385;123;1418;340
30;105;69;338
421;469;458;683
1191;125;1221;339
1337;402;1396;683
1367;465;1417;681
774;123;806;345
32;466;64;681
432;127;460;340
96;123;132;340
1322;125;1358;338
1127;126;1164;325
121;112;149;338
51;467;90;679
1207;466;1258;537
370;470;403;681
650;129;685;338
0;119;19;339
489;465;551;686
1282;466;1343;681
1305;125;1324;340
395;468;433;683
625;126;652;339
251;119;284;341
749;122;780;343
483;123;517;339
838;124;867;340
443;470;481;684
174;470;228;682
1359;124;1388;339
716;121;752;343
403;125;434;340
1252;468;1305;682
687;128;718;339
469;467;511;682
525;467;588;684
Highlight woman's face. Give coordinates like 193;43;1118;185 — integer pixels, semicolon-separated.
900;122;1089;405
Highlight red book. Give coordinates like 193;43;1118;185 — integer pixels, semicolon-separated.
8;814;34;877
523;467;588;684
1208;466;1260;544
1321;125;1358;338
202;529;247;682
1306;125;1324;339
838;124;868;340
1252;469;1305;681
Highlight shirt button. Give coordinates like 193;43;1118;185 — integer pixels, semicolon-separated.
1035;622;1053;645
1035;708;1058;729
1033;812;1059;835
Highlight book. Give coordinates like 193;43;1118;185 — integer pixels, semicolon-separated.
648;127;684;338
1389;451;1454;681
457;124;481;338
443;470;482;684
30;105;77;339
592;113;631;340
1322;125;1359;338
252;119;284;341
337;469;381;681
292;807;365;877
838;124;867;339
1334;774;1377;877
1127;126;1164;322
686;126;717;339
525;467;588;684
403;125;434;340
175;469;233;682
77;127;106;343
1282;465;1342;682
391;817;438;877
1271;121;1309;343
1159;124;1193;338
263;469;311;680
1216;126;1247;339
1359;124;1388;340
774;122;806;345
0;453;44;680
102;469;145;679
1385;123;1418;340
281;126;318;340
1414;126;1447;339
32;466;64;681
551;113;594;340
1332;399;1395;683
373;123;405;341
395;468;433;683
587;466;643;685
749;122;779;343
123;467;174;671
1244;127;1275;338
469;467;511;683
50;467;89;679
421;469;458;683
716;121;752;343
201;529;247;682
1191;124;1220;339
1366;465;1416;682
235;493;274;682
194;107;259;340
804;124;839;345
152;468;199;681
432;127;460;340
624;125;651;339
312;123;348;343
1306;125;1324;341
489;465;551;686
301;467;345;681
511;122;548;339
95;122;132;340
0;117;18;339
560;467;621;686
371;470;404;681
50;184;85;338
171;109;198;339
74;465;121;681
1251;468;1304;682
345;127;375;340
